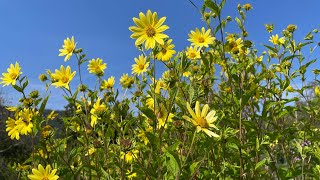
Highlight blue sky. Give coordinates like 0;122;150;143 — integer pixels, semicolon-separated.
0;0;319;110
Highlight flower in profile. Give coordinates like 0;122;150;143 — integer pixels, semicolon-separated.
137;127;152;145
85;147;96;156
243;3;252;11
59;36;76;62
120;73;135;88
188;27;215;48
120;149;139;164
156;39;176;61
6;117;20;140
132;55;149;75
27;164;59;180
90;98;107;127
315;86;320;97
51;65;76;90
183;101;219;137
88;58;107;77
269;34;285;46
101;76;115;90
129;10;169;50
0;62;22;86
186;46;201;60
156;105;174;129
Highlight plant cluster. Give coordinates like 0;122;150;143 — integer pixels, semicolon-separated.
2;0;320;179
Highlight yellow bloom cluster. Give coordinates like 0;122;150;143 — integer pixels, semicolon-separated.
6;108;38;140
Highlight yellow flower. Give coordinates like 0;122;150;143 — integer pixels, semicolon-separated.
183;101;219;137
186;46;201;60
101;76;115;90
156;105;174;129
120;73;135;88
59;36;76;62
146;95;155;109
88;58;107;76
0;62;22;86
231;38;244;54
16;108;38;135
90;98;107;127
51;65;76;90
269;34;285;45
85;147;96;156
137;127;152;145
132;55;149;75
315;86;320;97
126;170;137;179
183;71;191;77
129;10;169;50
188;27;215;48
120;149;139;164
27;164;59;180
156;39;176;61
6;117;20;140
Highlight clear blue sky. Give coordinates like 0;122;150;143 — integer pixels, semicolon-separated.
0;0;319;110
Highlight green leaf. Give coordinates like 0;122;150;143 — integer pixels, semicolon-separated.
39;95;50;115
165;150;180;176
204;0;220;15
190;161;201;175
137;106;156;120
255;159;267;170
263;45;279;53
12;84;22;93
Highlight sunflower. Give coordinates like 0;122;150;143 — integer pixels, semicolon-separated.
186;46;201;60
183;101;219;137
59;36;76;62
188;27;215;48
156;39;176;61
51;65;76;90
0;62;22;86
101;76;115;90
90;98;107;127
129;10;169;50
88;58;107;77
27;164;59;180
132;55;150;75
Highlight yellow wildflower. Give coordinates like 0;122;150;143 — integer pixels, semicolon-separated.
101;76;115;90
120;73;135;88
186;46;201;60
120;149;139;164
27;164;59;180
156;39;176;61
6;117;20;140
269;34;285;45
129;10;169;50
132;55;149;75
315;86;320;97
0;62;22;86
51;65;76;90
183;101;219;137
59;36;76;62
126;170;137;179
90;98;107;127
88;58;107;76
183;71;191;77
16;108;38;135
188;27;215;48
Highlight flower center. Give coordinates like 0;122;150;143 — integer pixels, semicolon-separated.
146;27;156;37
138;64;145;70
196;117;208;128
42;177;49;180
61;76;69;83
161;48;167;54
10;72;18;79
189;52;196;59
198;37;205;43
